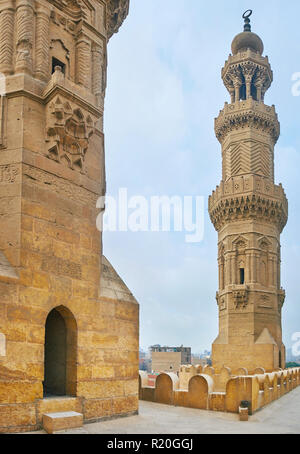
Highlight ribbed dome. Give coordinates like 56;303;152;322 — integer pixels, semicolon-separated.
231;31;264;55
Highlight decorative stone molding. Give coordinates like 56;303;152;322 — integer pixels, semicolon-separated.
75;36;92;89
92;41;105;105
278;289;285;310
232;285;249;308
215;99;280;144
0;1;15;75
223;139;273;181
209;175;288;233
106;0;130;39
209;192;288;233
45;88;95;172
216;292;227;311
50;8;77;35
210;175;287;203
258;294;273;309
15;0;35;75
222;49;273;103
35;3;51;81
48;0;87;21
0;164;20;184
23;164;100;204
0;96;7;148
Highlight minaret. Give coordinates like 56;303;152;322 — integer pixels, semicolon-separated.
209;11;288;374
0;0;139;433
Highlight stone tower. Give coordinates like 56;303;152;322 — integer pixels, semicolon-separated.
209;12;288;374
0;0;139;433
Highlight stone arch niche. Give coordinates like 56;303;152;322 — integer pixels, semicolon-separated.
232;236;248;285
187;374;213;410
43;306;77;397
155;373;179;405
50;39;70;78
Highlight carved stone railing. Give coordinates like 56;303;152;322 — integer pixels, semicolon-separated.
209;175;288;232
215;98;280;144
222;49;273;103
223;48;271;72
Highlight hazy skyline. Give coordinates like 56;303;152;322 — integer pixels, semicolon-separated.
103;0;300;353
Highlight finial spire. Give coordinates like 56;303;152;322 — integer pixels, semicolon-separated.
243;9;252;32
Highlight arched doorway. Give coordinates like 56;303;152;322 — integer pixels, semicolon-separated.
43;306;77;397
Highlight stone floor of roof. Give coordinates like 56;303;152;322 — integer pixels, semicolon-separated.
27;385;300;434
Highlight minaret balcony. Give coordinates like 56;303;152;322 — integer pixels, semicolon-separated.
209;175;288;233
222;49;271;74
215;98;280;144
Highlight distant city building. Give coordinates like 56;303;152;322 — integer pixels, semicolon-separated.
191;351;211;367
150;345;191;373
139;349;151;372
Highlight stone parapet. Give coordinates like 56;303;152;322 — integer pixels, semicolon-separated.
215;99;280;144
209;175;288;232
139;368;300;415
222;49;271;72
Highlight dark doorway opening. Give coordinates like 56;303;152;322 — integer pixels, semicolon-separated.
44;308;67;397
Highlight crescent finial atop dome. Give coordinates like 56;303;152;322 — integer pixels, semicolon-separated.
231;10;264;55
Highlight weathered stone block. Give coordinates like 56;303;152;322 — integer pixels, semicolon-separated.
0;403;36;431
43;411;83;434
84;398;113;421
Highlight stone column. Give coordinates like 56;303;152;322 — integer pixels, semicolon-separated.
254;69;266;102
92;42;103;106
234;81;241;103
273;256;277;287
0;1;15;75
231;253;236;285
220;261;224;290
245;252;251;283
76;36;92;90
245;75;252;99
273;256;278;289
252;253;258;283
225;254;230;287
256;83;262;102
15;0;35;75
228;254;233;285
266;253;273;286
35;2;50;82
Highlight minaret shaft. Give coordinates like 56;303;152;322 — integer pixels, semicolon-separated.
209;17;288;374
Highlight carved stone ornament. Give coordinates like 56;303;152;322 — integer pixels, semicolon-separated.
233;286;249;308
106;0;130;39
215;106;280;144
209;193;288;233
278;289;285;311
216;292;227;311
46;96;94;172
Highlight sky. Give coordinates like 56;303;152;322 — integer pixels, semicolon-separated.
103;0;300;354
